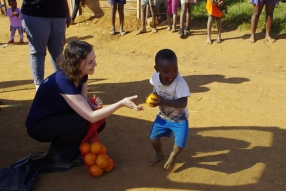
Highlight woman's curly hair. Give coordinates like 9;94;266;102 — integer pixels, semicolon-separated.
57;41;93;84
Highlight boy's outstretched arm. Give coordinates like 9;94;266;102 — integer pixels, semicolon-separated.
158;96;188;108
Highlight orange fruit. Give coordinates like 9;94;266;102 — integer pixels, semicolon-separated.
96;153;110;168
79;142;90;154
146;93;158;107
84;152;96;166
104;158;114;172
90;142;102;154
89;164;104;177
98;144;107;154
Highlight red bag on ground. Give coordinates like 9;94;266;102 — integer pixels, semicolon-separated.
79;95;115;177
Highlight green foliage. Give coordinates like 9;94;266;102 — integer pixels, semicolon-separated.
179;0;286;34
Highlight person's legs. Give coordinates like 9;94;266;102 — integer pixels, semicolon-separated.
206;14;213;44
164;119;188;169
137;4;147;34
216;17;222;43
164;145;183;169
47;18;66;72
110;3;117;34
8;26;15;43
171;0;178;32
185;3;192;35
21;14;51;86
150;5;157;33
179;3;186;37
118;3;126;35
265;4;275;42
249;4;263;43
27;114;89;165
149;138;164;165
18;27;24;42
71;0;80;23
165;0;172;30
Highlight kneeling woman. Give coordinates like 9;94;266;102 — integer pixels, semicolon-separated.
25;40;143;168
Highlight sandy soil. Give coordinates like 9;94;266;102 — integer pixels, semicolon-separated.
0;10;286;191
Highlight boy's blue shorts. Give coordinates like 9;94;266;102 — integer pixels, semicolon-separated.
149;115;189;148
108;0;126;5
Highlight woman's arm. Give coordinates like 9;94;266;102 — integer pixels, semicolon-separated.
81;81;88;98
61;94;143;123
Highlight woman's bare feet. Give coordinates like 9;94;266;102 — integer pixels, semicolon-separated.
149;153;164;166
164;153;176;169
265;35;276;43
136;28;147;35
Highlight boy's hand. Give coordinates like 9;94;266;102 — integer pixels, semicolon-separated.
146;92;163;107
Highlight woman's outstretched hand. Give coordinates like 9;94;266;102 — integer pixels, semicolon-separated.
121;95;144;111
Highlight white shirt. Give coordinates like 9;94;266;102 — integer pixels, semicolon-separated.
150;72;191;121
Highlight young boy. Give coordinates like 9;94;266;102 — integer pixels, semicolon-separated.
147;49;190;169
136;0;157;34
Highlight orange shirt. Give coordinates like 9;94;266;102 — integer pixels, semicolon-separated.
206;0;223;17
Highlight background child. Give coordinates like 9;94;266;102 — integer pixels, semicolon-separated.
249;0;277;43
6;0;24;43
165;0;178;32
178;0;198;37
136;0;157;34
147;49;190;169
206;0;225;44
108;0;126;36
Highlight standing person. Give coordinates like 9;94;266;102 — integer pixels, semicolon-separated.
147;49;190;169
6;0;24;43
71;0;80;24
26;40;144;169
165;0;178;32
206;0;225;44
248;0;278;43
108;0;126;36
136;0;157;34
178;0;198;37
21;0;71;91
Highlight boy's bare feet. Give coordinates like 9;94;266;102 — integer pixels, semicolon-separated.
249;35;255;43
136;28;147;35
151;28;158;33
164;153;176;169
149;153;164;166
265;36;276;43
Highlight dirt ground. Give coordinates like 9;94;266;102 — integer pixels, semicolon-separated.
0;8;286;191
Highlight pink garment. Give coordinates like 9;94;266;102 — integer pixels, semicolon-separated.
165;0;179;14
6;7;22;27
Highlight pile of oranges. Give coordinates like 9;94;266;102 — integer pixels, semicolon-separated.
79;142;114;177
